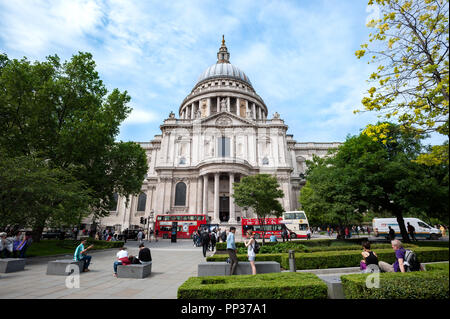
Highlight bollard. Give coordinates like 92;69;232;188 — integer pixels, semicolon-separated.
289;250;296;272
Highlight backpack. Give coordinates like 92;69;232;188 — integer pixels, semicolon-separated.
201;231;210;244
403;249;421;271
220;232;227;242
253;240;260;254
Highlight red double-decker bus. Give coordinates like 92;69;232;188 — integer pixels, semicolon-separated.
241;217;287;239
155;214;208;239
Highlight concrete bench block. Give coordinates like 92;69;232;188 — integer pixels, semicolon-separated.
117;262;152;279
198;261;281;277
317;275;345;299
0;258;26;273
46;259;84;276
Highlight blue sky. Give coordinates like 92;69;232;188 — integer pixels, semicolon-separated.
0;0;444;145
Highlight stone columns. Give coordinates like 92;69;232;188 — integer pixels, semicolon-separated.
197;176;203;213
236;98;240;116
207;98;211;116
213;173;220;223
229;173;237;224
227;97;230;112
191;103;195;119
217;97;220;113
203;175;209;215
258;107;262;119
252;103;256;120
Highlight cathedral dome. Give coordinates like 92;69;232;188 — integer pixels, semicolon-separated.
195;35;252;87
197;63;252;86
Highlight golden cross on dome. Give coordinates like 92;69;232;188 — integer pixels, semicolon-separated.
222;35;225;46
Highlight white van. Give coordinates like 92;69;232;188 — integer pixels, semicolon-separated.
372;218;441;240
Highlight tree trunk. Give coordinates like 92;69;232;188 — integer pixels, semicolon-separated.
395;213;411;243
32;224;45;243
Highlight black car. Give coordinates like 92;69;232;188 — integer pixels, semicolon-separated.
42;230;68;239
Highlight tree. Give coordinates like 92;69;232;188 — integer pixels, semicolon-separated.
0;52;148;237
232;174;284;244
355;0;449;165
0;156;91;242
300;123;449;242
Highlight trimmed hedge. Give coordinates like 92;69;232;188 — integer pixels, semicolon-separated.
425;262;449;272
208;247;449;270
341;270;449;299
280;247;449;270
177;272;327;299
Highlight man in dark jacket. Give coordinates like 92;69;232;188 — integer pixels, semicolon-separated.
407;222;417;241
201;229;210;257
388;226;396;241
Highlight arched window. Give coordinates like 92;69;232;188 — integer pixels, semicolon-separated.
137;193;147;211
175;182;187;206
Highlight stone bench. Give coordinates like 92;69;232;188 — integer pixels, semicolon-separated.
117;262;152;279
0;258;26;273
46;259;84;276
317;275;345;299
198;261;280;277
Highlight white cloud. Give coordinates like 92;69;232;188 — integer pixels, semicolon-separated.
123;106;159;125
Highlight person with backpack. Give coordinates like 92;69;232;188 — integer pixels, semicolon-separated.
378;239;421;272
220;229;227;243
210;228;217;252
200;228;210;257
244;230;257;275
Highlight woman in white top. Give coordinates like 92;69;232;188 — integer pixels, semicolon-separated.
244;230;257;275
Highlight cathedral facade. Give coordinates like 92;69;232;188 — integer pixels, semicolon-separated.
89;38;340;232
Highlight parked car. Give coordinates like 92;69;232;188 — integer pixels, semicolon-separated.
41;230;68;239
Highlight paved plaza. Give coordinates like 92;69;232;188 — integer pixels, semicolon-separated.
0;239;211;299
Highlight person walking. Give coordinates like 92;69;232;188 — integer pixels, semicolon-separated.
73;239;94;272
201;228;210;257
210;229;217;252
407;222;418;242
137;230;144;244
227;227;238;275
440;225;446;237
306;227;311;240
388;226;396;241
244;230;257;275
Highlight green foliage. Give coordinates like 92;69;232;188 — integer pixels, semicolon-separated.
279;247;449;270
209;247;449;270
233;174;284;243
425;262;449;271
341;270;449;299
0;52;148;235
26;239;124;257
300;126;449;239
233;174;284;218
177;272;327;299
0;156;91;236
356;0;449;165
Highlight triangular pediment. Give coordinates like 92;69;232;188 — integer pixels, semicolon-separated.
198;111;255;126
